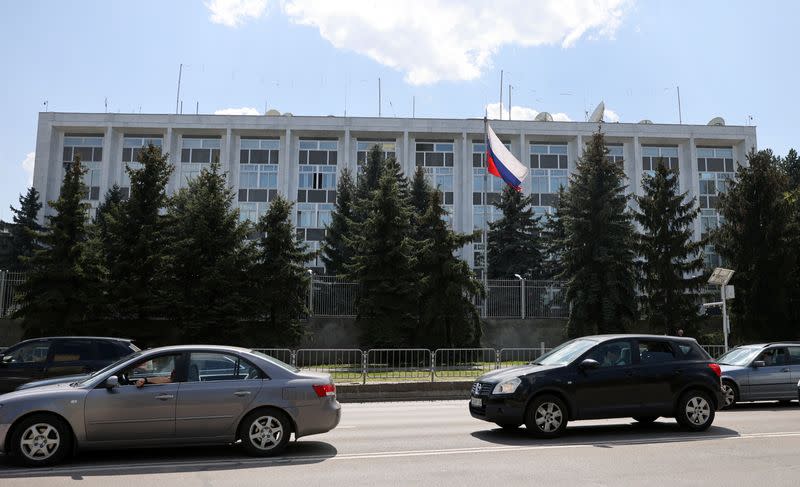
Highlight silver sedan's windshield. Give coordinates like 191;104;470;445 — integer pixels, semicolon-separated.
535;338;598;366
717;347;760;366
76;351;143;385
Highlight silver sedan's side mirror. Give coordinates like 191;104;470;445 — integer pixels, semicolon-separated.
104;375;120;389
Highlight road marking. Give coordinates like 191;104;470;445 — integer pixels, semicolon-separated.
3;431;800;477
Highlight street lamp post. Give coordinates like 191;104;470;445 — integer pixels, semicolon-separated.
707;267;735;353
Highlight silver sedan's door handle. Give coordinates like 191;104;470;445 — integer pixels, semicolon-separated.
155;394;174;400
234;391;252;397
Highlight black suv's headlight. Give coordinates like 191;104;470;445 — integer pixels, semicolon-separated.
492;377;521;394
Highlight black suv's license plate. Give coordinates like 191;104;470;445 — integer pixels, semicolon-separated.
470;397;482;407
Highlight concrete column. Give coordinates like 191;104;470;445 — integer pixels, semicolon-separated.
99;125;113;203
519;131;528;195
632;136;643;197
32;116;55;223
227;128;239;190
280;128;293;200
343;128;351;175
165;127;177;195
403;130;410;175
688;138;701;242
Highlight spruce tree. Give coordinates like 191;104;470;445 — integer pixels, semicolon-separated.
541;186;567;280
252;195;314;345
321;168;356;276
716;149;798;341
634;164;706;335
102;145;173;320
14;158;90;336
410;166;431;219
486;185;544;279
781;148;800;189
83;185;125;317
162;161;255;341
561;132;637;338
416;190;483;348
2;187;43;269
347;167;420;347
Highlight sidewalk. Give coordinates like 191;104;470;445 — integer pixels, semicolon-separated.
336;381;472;403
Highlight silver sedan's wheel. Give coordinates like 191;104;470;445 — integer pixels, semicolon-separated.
676;390;716;431
10;414;72;467
525;394;568;438
239;409;292;456
721;382;737;408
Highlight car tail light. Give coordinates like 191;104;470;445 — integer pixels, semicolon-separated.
313;383;336;397
708;363;721;377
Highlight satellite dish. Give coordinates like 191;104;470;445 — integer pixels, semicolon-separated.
638;119;653;124
708;117;725;126
588;101;605;123
282;112;293;117
534;112;553;122
265;109;280;116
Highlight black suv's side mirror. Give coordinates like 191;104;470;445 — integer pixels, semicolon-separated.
580;359;600;370
752;360;766;368
104;375;120;389
1;354;11;364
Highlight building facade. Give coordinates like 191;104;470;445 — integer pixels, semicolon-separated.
32;112;757;272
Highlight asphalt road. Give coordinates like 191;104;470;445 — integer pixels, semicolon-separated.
2;400;800;486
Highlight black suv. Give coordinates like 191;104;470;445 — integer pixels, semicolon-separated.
470;335;724;437
0;337;139;393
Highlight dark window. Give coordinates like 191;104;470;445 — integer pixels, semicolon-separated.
676;343;710;360
96;341;123;360
186;353;262;382
51;340;94;362
192;148;210;163
238;189;248;201
309;150;328;164
638;340;676;363
239;150;249;164
706;158;724;172
788;347;800;365
249;189;269;202
540;154;559;169
5;340;51;364
426;152;444;166
587;340;634;367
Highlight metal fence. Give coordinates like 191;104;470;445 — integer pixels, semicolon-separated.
0;270;25;318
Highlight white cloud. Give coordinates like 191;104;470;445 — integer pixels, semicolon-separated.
21;152;35;186
280;0;633;85
603;108;620;123
214;107;261;115
206;0;268;27
486;103;571;122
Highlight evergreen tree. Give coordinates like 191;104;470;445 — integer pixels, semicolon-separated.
354;145;408;222
486;185;544;279
321;168;356;276
541;186;567;280
14;158;90;336
410;166;431;220
634;164;706;335
252;195;314;345
780;148;800;189
162;161;255;341
561;132;637;338
82;185;125;316
347;167;420;347
102;145;173;320
416;190;483;348
716;149;798;341
2;187;43;269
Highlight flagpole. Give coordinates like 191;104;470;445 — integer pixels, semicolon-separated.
483;115;489;292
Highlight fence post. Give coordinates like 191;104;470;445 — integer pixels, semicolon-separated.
521;279;526;320
0;270;6;318
540;341;546;358
307;271;314;316
290;350;297;367
430;350;436;383
495;349;501;369
362;351;367;385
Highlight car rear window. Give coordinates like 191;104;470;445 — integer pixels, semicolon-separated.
638;340;676;363
51;339;95;362
674;342;710;360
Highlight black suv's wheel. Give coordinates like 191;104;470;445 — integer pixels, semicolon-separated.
525;394;568;438
675;390;715;431
632;416;658;424
9;413;73;467
721;380;738;409
239;409;292;456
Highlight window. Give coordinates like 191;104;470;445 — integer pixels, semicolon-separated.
180;136;221;187
642;146;679;178
529;143;568;212
638;340;676;363
417;141;455;220
697;147;735;267
120;354;181;385
299;165;337;190
121;135;163;190
755;347;789;367
788;347;800;365
297;203;334;228
238;138;280;221
64;134;103;201
5;340;50;364
587;340;633;367
187;352;262;382
357;140;396;167
51;340;94;362
607;144;624;164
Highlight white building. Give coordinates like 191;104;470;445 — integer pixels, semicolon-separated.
32;112;757;272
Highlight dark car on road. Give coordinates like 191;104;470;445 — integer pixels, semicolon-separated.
717;342;800;408
0;337;138;393
469;335;724;437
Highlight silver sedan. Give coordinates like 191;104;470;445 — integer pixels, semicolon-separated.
0;345;340;467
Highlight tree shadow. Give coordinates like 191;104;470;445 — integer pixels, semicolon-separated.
0;440;337;478
470;420;740;447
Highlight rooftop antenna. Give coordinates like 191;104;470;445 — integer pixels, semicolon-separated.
104;97;108;113
43;100;48;112
412;96;415;118
508;84;512;120
499;70;503;120
175;63;183;114
180;100;183;115
196;101;199;115
378;77;381;117
677;85;682;124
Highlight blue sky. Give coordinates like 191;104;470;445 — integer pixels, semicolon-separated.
1;0;797;220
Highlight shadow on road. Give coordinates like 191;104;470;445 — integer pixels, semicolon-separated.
0;440;337;478
471;420;740;447
723;400;799;412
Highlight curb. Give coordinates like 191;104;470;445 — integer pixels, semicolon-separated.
336;381;472;403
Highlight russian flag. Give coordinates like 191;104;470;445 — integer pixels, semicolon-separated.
486;123;529;191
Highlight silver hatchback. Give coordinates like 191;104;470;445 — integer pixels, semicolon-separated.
718;343;800;408
0;345;341;466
